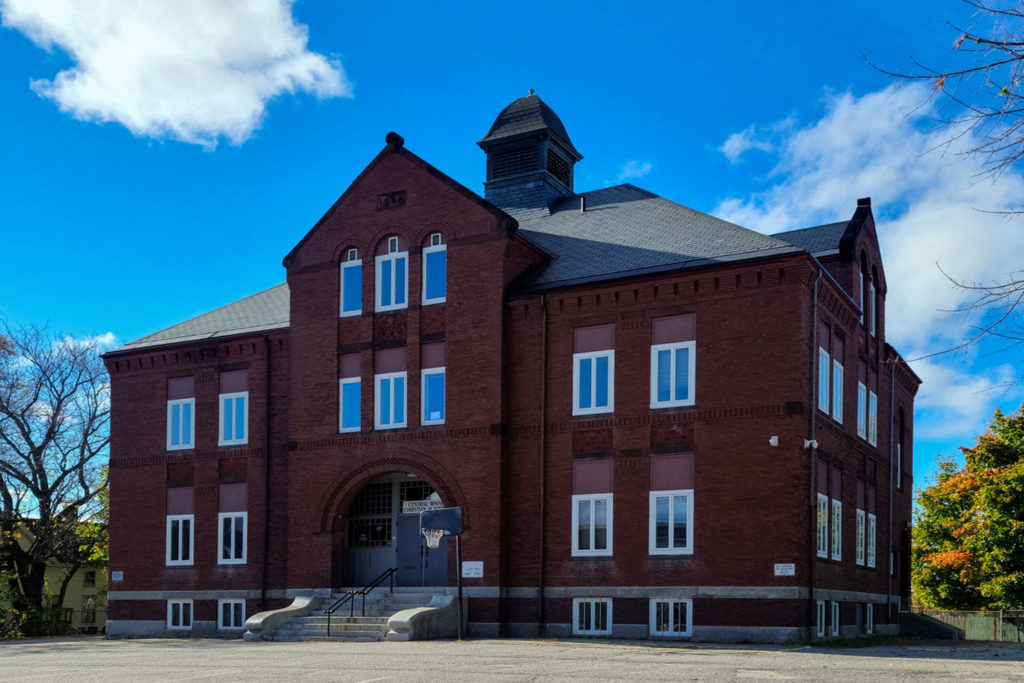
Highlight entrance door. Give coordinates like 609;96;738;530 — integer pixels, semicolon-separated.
396;515;448;586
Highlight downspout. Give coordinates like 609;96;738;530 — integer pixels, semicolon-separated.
260;334;272;610
538;294;548;633
887;358;895;621
807;268;822;638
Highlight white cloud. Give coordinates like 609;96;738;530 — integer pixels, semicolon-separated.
712;83;1024;441
617;160;654;182
57;331;118;351
0;0;349;147
719;125;775;162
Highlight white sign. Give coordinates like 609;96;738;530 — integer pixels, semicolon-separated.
774;563;796;577
111;571;124;581
462;561;483;578
403;499;444;514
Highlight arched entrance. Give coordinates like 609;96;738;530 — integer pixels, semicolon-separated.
339;472;449;587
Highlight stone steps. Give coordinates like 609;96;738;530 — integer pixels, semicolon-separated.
270;588;444;642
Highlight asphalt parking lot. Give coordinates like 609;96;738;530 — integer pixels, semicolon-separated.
1;637;1022;682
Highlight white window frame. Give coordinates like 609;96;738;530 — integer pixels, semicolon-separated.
573;350;614;416
865;603;874;634
867;391;878;446
648;489;694;555
817;347;830;413
218;511;247;565
831;360;843;424
218;599;245;631
830;499;842;561
831;601;840;636
166;398;195;451
867;513;877;568
218;391;249;446
572;493;613;557
856;508;866;566
340;255;362;317
375;238;408;312
421;235;447;305
167;599;193;630
816;600;826;637
816;493;828;559
649;598;692;637
166;514;193;566
572;597;612;636
421;366;445;426
857;382;867;439
649;341;696;408
374;371;407;430
339;377;361;433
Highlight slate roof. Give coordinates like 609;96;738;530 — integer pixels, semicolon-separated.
478;94;581;159
115;283;289;352
773;221;849;257
513;184;802;291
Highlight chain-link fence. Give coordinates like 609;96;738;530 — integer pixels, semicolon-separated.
916;609;1024;642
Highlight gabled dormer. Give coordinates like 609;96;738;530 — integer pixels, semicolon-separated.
477;91;583;219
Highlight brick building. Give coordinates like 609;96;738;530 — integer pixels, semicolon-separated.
103;94;918;641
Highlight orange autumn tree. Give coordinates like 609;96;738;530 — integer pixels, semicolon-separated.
913;404;1024;609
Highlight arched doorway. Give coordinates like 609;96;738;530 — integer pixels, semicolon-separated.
339;472;449;587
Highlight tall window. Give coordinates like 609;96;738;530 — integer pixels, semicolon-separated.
339;377;361;432
573;351;614;415
218;600;245;631
167;398;194;451
832;359;844;423
817;347;830;412
831;499;842;561
869;280;877;337
167;600;192;630
816;493;828;558
856;508;866;566
650;599;692;637
219;392;248;446
650;342;695;408
649;490;693;555
572;493;612;556
816;600;826;637
866;604;874;634
573;598;612;635
340;248;362;317
166;515;193;566
867;391;878;446
867;513;877;568
857;382;867;439
831;601;840;636
422;367;445;425
422;232;446;305
375;236;408;312
375;371;407;429
218;512;246;565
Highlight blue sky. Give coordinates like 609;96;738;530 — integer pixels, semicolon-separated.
1;1;1021;492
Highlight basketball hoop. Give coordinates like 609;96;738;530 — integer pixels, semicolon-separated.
422;528;444;549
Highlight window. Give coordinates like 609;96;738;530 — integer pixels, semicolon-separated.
650;599;692;637
649;490;693;555
650;342;695;408
218;599;245;630
573;350;614;415
896;443;903;490
375;371;407;429
421;367;445;425
219;391;248;446
867;513;877;568
816;493;828;559
339;378;361;432
573;598;612;635
831;601;840;636
340;249;362;317
218;512;247;565
166;515;193;566
831;360;843;423
856;509;866;566
830;499;842;561
572;493;612;556
422;233;446;305
816;600;826;637
83;570;96;588
869;281;877;337
859;269;865;325
817;347;830;412
866;604;874;634
867;391;878;446
167;600;192;630
857;382;867;439
375;236;408;312
167;398;194;451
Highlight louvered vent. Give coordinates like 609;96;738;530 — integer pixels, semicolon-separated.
492;148;540;177
547;149;570;187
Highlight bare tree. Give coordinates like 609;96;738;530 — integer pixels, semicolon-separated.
0;325;109;634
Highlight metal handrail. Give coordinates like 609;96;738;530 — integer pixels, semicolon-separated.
323;567;397;637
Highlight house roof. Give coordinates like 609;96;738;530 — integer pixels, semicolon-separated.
477;94;581;159
773;221;850;257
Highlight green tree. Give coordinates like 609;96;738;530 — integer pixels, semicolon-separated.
913;404;1024;609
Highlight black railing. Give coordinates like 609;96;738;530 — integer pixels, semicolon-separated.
323;567;397;637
